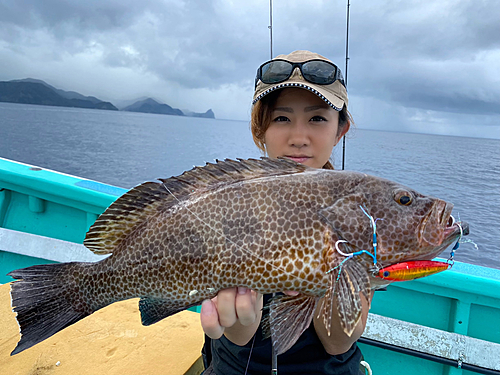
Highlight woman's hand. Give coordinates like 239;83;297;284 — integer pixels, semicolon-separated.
200;287;263;346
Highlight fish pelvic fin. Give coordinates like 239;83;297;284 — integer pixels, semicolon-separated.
8;263;95;355
139;297;198;326
84;158;310;255
320;259;371;337
262;294;319;355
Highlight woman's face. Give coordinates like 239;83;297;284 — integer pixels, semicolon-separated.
264;88;343;169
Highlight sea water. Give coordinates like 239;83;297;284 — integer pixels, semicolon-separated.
1;102;499;268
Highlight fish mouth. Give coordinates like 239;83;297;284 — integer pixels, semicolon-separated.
418;200;453;246
369;203;468;286
416;212;469;261
370;216;469;281
402;201;469;262
441;204;469;245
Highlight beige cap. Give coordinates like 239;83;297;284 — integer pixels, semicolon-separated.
252;50;348;111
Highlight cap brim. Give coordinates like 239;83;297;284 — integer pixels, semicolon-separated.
252;80;346;111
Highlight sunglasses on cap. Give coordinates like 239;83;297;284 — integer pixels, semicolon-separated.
255;59;345;89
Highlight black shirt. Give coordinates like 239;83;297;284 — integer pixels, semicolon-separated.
202;295;363;375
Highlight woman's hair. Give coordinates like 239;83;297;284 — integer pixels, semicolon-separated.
250;89;352;170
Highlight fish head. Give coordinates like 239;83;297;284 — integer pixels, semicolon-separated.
320;175;465;273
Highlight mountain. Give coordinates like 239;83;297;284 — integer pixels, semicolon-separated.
0;78;215;118
0;80;118;110
182;108;215;119
122;98;185;116
122;98;216;118
121;98;216;118
114;96;151;110
11;78;102;104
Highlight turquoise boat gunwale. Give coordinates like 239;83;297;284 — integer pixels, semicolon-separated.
1;157;499;374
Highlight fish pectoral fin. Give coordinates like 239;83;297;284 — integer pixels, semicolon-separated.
262;294;319;355
138;297;197;326
325;259;371;337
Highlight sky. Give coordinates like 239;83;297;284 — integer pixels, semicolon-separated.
0;0;499;139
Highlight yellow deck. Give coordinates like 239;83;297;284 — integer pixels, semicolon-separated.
0;283;204;375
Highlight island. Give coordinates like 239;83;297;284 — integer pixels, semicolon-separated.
0;78;216;119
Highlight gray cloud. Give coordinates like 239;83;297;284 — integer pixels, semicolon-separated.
0;0;139;31
0;0;498;136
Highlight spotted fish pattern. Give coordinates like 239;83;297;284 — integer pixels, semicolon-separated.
8;158;464;355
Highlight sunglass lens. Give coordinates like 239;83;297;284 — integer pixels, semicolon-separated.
261;61;293;84
301;61;336;85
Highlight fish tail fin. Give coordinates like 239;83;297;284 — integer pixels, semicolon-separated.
8;262;94;355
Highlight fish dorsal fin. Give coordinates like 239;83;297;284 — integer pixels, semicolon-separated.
84;180;171;254
157;157;309;195
262;294;319;355
84;158;309;255
319;259;371;337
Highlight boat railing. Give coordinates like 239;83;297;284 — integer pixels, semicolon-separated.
1;157;499;374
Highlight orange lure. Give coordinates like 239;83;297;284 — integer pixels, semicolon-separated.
378;260;451;281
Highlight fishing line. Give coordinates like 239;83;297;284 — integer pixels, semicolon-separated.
359;205;381;263
447;215;459;266
455;214;479;250
326;205;380;279
243;334;257;375
447;214;479;266
323;205;382;295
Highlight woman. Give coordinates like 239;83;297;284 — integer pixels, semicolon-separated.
200;50;371;374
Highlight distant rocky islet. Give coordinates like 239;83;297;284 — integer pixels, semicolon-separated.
121;98;214;119
0;78;215;119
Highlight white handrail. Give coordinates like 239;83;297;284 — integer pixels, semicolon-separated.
363;313;500;371
0;227;108;263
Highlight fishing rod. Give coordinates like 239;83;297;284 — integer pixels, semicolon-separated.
266;1;350;372
341;0;350;171
269;4;278;374
269;0;273;59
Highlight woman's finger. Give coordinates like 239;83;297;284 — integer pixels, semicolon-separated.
200;299;225;339
215;287;238;328
235;287;260;326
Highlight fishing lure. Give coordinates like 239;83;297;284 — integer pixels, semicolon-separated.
377;215;477;282
377;260;451;281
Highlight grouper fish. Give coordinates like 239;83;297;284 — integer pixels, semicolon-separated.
8;158;468;355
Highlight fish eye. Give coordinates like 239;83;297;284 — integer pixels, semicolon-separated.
394;190;413;206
